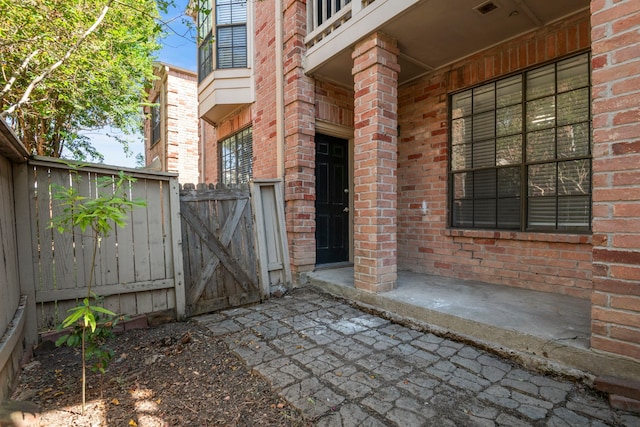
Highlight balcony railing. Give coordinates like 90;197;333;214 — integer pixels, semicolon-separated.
306;0;376;48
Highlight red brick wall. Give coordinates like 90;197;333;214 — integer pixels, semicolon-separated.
144;66;200;184
315;80;354;127
397;10;593;299
201;119;218;184
165;69;199;185
590;0;640;360
215;107;253;140
253;0;279;179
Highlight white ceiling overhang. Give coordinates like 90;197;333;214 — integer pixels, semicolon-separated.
305;0;590;87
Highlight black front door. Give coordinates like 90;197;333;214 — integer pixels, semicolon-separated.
315;134;349;265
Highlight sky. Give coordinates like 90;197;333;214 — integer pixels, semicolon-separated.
89;1;196;168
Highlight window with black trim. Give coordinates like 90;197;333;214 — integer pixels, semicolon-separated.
197;0;213;81
197;0;247;82
216;0;247;69
151;96;161;146
449;53;591;232
220;127;252;185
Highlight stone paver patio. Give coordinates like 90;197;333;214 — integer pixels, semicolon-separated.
195;289;640;426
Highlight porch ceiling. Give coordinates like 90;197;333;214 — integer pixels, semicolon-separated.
309;0;590;87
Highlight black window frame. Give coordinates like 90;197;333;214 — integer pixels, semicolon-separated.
215;0;248;69
448;52;592;233
197;0;213;81
219;127;253;185
197;0;248;81
150;95;161;146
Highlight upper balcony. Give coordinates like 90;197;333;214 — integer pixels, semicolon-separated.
304;0;590;87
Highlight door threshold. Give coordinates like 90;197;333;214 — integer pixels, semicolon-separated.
315;261;353;271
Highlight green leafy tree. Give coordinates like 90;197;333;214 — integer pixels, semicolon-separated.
0;0;169;161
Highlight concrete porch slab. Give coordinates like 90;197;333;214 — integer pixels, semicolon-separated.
303;267;640;382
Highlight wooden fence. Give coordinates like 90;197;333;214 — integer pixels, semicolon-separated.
0;121;29;402
0;130;292;401
15;157;185;332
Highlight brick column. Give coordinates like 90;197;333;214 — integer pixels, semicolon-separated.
352;32;400;292
283;0;316;275
591;1;640;360
252;0;279;180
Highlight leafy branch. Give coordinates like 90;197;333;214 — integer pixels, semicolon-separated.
0;0;164;159
1;1;114;117
50;165;146;413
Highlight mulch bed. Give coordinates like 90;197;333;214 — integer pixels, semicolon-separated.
8;320;310;426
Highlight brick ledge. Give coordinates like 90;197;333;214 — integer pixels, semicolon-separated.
444;229;592;245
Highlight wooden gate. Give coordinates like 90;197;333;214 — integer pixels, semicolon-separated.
180;185;262;316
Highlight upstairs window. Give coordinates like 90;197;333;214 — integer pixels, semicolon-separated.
151;95;161;146
220;127;253;185
216;0;247;69
197;0;247;81
197;0;213;81
449;53;591;232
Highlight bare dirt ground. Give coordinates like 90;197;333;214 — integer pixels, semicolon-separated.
8;320;310;426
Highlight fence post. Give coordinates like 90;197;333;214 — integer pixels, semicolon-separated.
13;162;38;349
251;179;293;295
169;177;186;320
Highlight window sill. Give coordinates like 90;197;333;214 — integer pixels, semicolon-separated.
444;228;591;245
